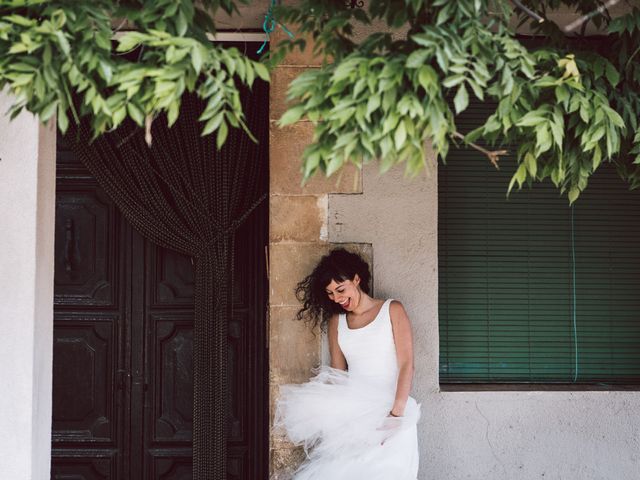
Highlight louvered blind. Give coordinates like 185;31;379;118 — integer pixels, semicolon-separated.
438;102;640;384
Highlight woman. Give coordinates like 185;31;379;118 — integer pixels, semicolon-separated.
274;248;420;479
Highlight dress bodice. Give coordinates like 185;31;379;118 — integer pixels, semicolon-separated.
338;298;399;392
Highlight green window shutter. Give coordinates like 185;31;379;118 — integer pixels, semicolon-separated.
438;103;640;384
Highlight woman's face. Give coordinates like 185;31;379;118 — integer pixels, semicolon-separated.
325;274;360;311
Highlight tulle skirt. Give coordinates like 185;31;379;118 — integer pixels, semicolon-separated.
273;366;420;480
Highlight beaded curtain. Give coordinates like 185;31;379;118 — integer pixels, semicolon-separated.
66;79;268;479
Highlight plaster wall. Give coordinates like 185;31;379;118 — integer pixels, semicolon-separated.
0;92;56;479
328;161;640;480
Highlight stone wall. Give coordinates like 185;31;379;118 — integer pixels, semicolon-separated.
267;29;372;477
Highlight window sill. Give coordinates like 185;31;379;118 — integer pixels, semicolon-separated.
439;383;640;392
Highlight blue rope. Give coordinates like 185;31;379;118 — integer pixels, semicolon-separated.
258;0;294;55
571;204;579;382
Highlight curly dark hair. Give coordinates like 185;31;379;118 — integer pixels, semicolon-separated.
295;248;371;332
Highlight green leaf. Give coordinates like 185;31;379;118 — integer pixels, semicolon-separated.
516;112;546;127
303;151;321;179
279;105;306;126
127;103;144;126
57;103;69;132
4;14;35;27
40;100;58;122
554;85;569;106
406;49;431;69
579;101;590;123
524;152;537;177
605;61;620;87
394;120;407;150
55;31;71;57
550;121;564;150
326;155;344;177
604;107;625;128
442;75;465;88
568;187;580;204
592;57;605;78
508;163;527;193
466;78;484;100
191;46;203;74
167;101;180;126
592;144;602;170
366;94;381;120
417;65;437;91
216;120;228;149
113;107;127;126
453;84;469;114
176;9;188;36
98;60;113;83
253;62;270;82
535;125;552;154
202;111;224;136
117;33;145;52
8;43;28;54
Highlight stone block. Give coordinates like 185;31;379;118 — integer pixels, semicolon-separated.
270;66;312;122
269;243;330;307
269;305;321;384
270;122;363;195
269;446;306;479
213;3;266;30
270;195;327;243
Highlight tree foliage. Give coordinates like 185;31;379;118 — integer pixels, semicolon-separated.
0;0;269;145
1;0;639;200
275;0;640;201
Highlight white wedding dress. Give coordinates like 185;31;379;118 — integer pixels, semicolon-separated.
274;299;420;479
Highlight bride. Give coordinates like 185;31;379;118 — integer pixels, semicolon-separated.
274;248;420;479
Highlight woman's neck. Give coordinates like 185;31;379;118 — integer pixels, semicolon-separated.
350;293;380;316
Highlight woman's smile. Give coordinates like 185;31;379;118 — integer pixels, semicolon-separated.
338;298;351;309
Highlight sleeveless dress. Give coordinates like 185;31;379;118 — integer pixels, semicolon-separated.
274;299;420;479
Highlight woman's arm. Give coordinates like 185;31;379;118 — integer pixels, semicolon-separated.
328;313;348;370
389;300;415;416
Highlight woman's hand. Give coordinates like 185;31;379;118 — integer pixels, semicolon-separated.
378;410;403;445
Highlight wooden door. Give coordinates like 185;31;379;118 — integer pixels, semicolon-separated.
51;133;268;479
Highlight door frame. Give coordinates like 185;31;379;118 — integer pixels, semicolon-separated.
0;33;269;478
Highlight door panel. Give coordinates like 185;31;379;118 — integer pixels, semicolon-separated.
52;315;118;443
51;454;117;480
52;130;268;479
54;185;119;307
150;314;194;443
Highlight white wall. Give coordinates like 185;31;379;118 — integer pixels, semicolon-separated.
0;91;56;479
329;162;640;480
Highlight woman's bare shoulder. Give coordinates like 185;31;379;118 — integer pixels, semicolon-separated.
389;299;409;320
389;299;406;311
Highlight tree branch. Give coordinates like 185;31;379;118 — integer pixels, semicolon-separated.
511;0;545;23
451;131;507;169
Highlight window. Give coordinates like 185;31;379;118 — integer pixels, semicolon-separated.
438;103;640;385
